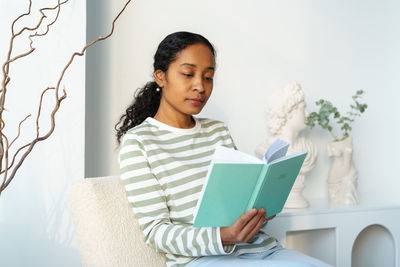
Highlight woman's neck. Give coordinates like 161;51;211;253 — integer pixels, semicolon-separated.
153;109;194;129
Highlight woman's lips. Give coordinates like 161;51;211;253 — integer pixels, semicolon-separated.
188;98;204;106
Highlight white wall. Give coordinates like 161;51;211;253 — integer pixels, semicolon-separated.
0;0;85;266
84;0;400;265
87;0;400;204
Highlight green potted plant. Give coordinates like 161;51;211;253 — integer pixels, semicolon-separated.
305;90;367;206
305;90;367;141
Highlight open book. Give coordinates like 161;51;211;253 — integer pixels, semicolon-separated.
193;139;307;227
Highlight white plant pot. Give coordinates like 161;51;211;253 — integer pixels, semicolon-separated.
326;136;359;206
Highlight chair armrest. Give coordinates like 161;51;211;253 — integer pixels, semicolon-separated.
69;176;166;267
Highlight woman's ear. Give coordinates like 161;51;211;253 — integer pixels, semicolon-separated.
153;70;166;88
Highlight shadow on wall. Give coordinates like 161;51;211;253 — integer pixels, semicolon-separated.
352;224;395;267
85;0;115;178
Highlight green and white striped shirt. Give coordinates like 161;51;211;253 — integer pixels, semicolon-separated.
119;117;277;267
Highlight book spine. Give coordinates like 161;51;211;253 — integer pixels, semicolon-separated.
245;165;270;211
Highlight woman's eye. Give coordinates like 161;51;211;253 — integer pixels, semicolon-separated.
205;77;213;81
182;73;193;77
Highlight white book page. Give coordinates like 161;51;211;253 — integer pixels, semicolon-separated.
264;138;289;163
212;146;263;164
269;151;306;164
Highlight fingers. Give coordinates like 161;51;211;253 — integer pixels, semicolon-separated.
243;212;265;242
221;208;270;245
221;209;259;245
237;208;266;242
233;208;258;231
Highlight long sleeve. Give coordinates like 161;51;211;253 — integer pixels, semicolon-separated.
119;134;234;257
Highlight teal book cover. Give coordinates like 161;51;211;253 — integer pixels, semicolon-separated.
193;143;306;227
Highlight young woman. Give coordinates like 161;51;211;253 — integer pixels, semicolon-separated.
116;32;331;267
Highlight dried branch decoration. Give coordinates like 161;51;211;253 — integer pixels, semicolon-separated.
0;0;132;195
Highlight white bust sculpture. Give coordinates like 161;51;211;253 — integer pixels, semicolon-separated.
256;82;317;208
326;136;359;205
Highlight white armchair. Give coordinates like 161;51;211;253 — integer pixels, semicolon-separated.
69;176;166;267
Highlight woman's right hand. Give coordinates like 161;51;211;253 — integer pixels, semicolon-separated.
220;208;273;245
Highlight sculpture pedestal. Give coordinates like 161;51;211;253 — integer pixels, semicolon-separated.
284;174;309;209
284;193;309;209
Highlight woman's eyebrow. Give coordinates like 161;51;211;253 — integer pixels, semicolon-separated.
180;63;215;70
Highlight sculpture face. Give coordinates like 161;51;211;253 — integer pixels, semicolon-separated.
286;102;308;134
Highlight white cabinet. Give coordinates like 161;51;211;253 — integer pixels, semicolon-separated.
265;200;400;266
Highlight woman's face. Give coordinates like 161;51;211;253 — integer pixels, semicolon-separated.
154;43;215;118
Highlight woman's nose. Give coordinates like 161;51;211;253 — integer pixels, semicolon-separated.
193;76;205;92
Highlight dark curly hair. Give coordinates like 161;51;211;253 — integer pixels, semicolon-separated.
115;31;216;144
